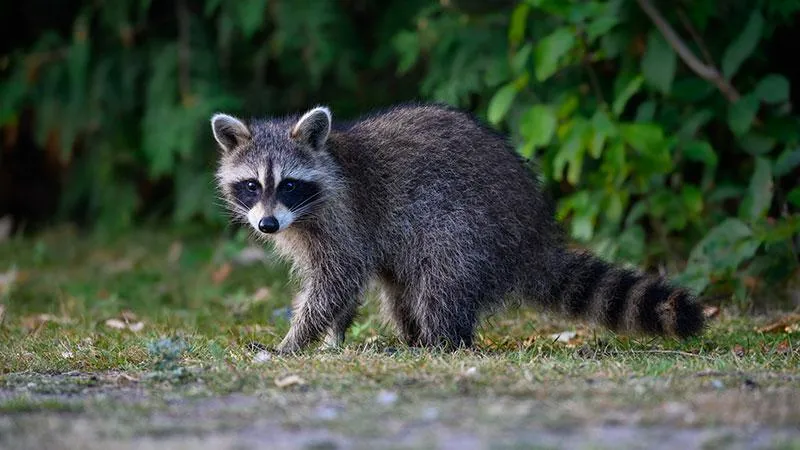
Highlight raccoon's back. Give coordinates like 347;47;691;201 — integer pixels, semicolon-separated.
330;103;561;278
337;103;549;218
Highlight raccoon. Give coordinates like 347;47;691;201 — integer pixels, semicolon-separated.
211;103;705;353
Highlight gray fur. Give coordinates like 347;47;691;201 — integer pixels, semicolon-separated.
212;103;706;353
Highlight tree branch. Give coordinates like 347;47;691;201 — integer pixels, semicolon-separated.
676;9;715;67
635;0;741;103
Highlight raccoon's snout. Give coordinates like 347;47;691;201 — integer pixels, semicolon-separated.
258;216;280;234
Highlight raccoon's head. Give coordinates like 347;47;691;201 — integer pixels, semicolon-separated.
211;106;337;236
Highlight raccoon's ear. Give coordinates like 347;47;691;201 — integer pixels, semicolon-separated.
211;113;251;153
290;106;331;149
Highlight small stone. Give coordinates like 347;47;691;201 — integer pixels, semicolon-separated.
314;405;339;421
252;350;272;364
421;407;439;420
376;390;398;406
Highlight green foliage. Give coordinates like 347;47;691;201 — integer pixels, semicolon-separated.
395;0;800;304
1;0;420;229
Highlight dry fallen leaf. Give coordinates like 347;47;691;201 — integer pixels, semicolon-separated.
0;268;18;293
275;374;306;388
167;241;183;264
253;287;272;302
104;311;145;332
104;318;127;329
105;258;135;274
776;340;791;355
212;262;232;284
703;305;720;319
550;330;579;344
757;313;800;334
21;314;73;332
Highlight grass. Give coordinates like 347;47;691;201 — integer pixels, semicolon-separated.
0;225;798;448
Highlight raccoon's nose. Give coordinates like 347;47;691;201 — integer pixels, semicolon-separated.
258;216;280;234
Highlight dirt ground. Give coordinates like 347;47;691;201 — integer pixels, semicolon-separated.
2;371;798;450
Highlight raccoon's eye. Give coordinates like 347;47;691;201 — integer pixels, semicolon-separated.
281;179;297;192
245;180;260;192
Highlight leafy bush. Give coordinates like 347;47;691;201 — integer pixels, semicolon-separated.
0;0;423;228
1;0;798;305
394;0;800;305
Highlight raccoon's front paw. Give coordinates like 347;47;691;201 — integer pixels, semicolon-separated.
321;328;345;350
274;338;303;355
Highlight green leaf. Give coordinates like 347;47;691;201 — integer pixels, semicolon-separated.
738;132;776;156
743;157;773;220
533;27;576;81
788;187;800;208
774;146;800;177
681;185;703;216
682;140;718;167
619;123;664;154
727;94;760;136
689;218;761;271
557;94;579;119
511;43;533;75
587;15;619;42
641;31;676;94
393;32;420;74
553;119;589;184
591;109;616;135
520;104;557;155
671;78;714;102
235;0;269;39
605;191;624;222
509;3;531;46
559;191;599;241
589;110;615;158
755;74;790;104
677;110;713;142
487;83;518;125
682;217;762;291
612;75;644;117
634;101;656;122
721;10;764;79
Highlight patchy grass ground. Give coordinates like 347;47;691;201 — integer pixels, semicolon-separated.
0;226;798;449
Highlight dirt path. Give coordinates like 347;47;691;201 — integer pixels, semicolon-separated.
2;372;798;450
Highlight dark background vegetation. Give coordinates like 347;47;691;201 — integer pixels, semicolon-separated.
1;0;798;309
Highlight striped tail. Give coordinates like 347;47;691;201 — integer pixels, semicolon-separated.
547;249;705;338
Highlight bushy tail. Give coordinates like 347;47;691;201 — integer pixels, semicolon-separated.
546;249;705;338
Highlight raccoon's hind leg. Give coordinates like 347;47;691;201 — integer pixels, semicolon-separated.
407;266;481;349
377;273;421;346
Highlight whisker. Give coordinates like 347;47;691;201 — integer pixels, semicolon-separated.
289;192;325;214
